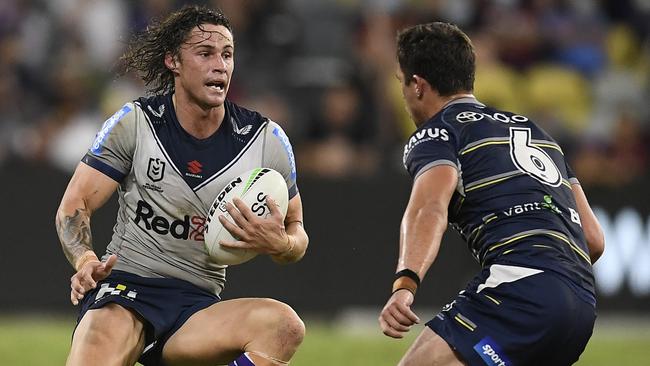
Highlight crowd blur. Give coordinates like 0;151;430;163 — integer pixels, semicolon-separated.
0;0;648;187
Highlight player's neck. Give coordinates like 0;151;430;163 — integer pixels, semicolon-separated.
172;92;225;139
418;91;474;126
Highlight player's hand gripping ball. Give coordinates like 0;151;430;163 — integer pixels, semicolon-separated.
204;168;288;265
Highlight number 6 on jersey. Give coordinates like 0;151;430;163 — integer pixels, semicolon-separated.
509;127;562;187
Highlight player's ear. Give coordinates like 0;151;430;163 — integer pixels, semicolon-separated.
412;74;427;99
164;53;179;74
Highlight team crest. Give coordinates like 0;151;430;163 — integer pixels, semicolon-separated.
147;158;165;182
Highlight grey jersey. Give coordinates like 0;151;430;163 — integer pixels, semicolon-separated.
82;94;298;295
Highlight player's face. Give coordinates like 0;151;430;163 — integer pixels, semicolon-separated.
396;68;425;125
175;24;234;109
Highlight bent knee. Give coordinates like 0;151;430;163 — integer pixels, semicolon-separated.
254;299;305;346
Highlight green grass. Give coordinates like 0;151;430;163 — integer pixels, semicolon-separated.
1;315;648;365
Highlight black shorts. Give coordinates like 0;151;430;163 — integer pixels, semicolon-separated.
76;270;220;365
427;264;596;366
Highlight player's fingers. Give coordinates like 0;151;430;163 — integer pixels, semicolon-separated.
231;198;254;221
78;273;97;290
266;197;281;217
102;254;118;273
218;214;247;240
379;315;404;339
218;239;252;249
70;283;85;305
388;305;417;327
382;309;411;333
225;202;250;229
394;301;420;324
70;280;85;296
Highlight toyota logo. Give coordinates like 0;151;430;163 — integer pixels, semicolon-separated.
456;111;484;123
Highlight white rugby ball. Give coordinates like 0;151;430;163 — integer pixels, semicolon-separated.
204;168;289;265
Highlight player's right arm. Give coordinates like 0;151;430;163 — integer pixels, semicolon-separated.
56;103;136;305
56;164;119;304
379;165;458;338
571;183;604;263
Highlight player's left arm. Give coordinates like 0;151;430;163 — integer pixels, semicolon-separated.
219;194;308;264
571;183;604;263
271;193;308;264
219;121;308;263
380;165;457;338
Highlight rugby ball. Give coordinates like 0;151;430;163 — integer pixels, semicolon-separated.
204;168;289;265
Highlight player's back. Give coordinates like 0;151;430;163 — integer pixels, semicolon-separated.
403;97;595;303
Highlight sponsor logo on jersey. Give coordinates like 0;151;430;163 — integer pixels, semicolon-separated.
147;104;165;118
456;111;485;123
456;111;528;124
231;117;253;135
186;160;204;179
272;126;297;182
95;283;137;301
147;158;165;182
134;200;205;241
402;127;450;163
473;337;510;366
91;104;132;154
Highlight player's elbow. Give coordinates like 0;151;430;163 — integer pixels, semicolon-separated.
584;224;605;264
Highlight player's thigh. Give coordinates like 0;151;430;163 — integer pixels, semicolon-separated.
70;303;146;363
162;297;304;363
399;327;466;366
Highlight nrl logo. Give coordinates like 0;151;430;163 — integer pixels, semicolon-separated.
147;104;165;118
147;157;165;182
231;117;252;135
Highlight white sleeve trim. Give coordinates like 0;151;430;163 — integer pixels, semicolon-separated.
413;159;459;181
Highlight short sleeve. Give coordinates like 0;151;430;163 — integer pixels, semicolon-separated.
403;126;458;180
81;103;136;182
263;121;298;199
565;160;579;185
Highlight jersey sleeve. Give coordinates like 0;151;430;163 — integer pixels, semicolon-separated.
403;126;459;180
263;121;299;199
81;103;136;182
565;160;579;185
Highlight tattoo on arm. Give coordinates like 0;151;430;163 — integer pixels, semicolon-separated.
56;208;93;267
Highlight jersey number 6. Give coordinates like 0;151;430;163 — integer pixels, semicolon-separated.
509;127;562;187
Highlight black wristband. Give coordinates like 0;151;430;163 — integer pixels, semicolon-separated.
395;268;421;287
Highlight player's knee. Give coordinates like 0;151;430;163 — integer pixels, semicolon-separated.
255;299;305;347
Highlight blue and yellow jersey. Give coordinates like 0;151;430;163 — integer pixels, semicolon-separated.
403;97;595;301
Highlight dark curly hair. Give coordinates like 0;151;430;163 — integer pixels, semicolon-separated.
397;22;474;96
120;5;232;95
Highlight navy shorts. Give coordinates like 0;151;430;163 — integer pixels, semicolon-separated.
427;264;596;366
76;270;220;365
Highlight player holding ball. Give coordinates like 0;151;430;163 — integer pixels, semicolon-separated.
380;22;604;366
55;5;308;366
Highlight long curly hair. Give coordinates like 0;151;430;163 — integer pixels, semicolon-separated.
120;5;232;95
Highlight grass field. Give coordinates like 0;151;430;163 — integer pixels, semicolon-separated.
1;315;648;365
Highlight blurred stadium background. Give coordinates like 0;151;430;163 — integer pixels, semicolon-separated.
1;0;649;365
